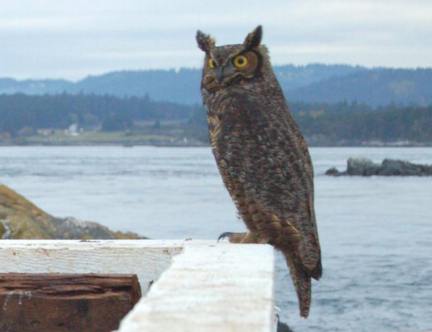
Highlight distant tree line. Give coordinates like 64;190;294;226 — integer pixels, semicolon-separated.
189;100;432;144
0;93;195;134
293;103;432;145
0;93;431;145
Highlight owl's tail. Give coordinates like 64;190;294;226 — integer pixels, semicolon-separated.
283;251;311;318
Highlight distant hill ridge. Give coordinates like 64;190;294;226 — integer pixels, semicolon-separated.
1;64;432;106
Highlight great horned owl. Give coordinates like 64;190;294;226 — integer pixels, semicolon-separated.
196;25;322;318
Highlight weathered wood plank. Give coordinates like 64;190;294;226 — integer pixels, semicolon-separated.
119;242;276;332
0;273;141;332
0;240;184;294
0;240;277;332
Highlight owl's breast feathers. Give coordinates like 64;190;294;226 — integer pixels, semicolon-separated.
205;88;322;279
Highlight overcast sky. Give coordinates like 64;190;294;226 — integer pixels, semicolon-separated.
1;0;432;80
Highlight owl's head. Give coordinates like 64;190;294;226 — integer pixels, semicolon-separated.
196;25;270;92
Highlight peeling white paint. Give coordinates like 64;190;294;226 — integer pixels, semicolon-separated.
2;291;15;311
0;219;11;239
0;240;276;331
0;240;184;294
119;242;276;332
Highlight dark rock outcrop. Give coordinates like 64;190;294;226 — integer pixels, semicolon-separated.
326;158;432;176
0;184;143;239
277;321;294;332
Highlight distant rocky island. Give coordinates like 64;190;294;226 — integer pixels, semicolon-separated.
0;184;144;239
326;158;432;176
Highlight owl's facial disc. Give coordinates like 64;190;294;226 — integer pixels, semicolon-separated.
198;26;263;92
204;50;260;90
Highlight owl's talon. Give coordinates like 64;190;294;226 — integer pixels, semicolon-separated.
217;232;248;243
217;232;234;242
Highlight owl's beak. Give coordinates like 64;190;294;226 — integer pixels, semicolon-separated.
215;67;224;83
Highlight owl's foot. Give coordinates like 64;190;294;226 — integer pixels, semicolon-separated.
217;232;264;244
217;232;245;243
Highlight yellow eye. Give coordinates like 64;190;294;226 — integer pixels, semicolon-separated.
208;58;216;69
233;55;248;68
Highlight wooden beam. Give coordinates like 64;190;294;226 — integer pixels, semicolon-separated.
0;240;184;294
0;273;141;332
119;242;276;332
0;240;277;331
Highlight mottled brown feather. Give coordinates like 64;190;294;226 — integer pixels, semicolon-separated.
196;26;322;318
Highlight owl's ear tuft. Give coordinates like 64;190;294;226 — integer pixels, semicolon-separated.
243;25;262;50
196;30;215;53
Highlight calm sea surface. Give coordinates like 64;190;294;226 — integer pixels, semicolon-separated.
1;146;431;332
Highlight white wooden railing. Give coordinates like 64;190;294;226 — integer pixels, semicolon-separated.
0;240;276;332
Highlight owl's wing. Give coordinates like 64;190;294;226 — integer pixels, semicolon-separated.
228;93;322;278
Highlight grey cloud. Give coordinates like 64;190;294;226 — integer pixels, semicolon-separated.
0;0;431;79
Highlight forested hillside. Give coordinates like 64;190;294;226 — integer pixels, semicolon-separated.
0;94;195;133
2;64;432;106
294;104;432;145
0;94;430;146
289;68;432;106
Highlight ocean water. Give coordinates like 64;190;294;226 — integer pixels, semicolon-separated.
0;146;431;332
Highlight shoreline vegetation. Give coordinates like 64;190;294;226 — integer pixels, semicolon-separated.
0;93;431;148
0;184;144;240
0;133;431;148
0;131;207;147
1;64;431;147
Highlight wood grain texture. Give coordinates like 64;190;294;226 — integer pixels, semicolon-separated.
0;240;277;332
0;240;183;294
0;273;141;332
119;242;276;332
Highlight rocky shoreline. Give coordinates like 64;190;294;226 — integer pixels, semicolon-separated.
326;158;432;176
0;184;144;239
